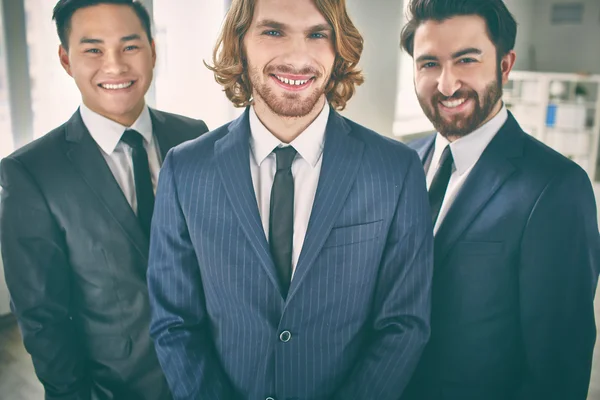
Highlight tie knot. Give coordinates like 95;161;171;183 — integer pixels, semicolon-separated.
439;145;454;167
121;129;145;149
274;146;297;170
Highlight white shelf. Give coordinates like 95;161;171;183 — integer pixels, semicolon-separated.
507;70;600;181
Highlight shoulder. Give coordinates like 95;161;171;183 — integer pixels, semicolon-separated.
166;119;232;167
2;122;68;173
151;109;209;141
518;131;586;185
343;116;422;172
406;133;436;152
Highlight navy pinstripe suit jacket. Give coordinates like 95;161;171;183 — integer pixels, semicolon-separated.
147;107;434;400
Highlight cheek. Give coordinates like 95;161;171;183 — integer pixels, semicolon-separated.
414;75;436;98
133;56;155;76
312;44;335;72
244;47;267;72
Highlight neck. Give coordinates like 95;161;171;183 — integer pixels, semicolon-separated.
253;96;326;143
85;101;146;127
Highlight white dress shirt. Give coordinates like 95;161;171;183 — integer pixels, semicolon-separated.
249;102;330;275
80;103;162;215
426;105;508;234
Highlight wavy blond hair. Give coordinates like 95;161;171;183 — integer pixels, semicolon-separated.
206;0;364;111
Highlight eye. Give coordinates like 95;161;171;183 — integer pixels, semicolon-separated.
459;58;477;64
309;32;328;39
421;62;438;69
262;30;282;37
124;45;139;51
85;48;101;54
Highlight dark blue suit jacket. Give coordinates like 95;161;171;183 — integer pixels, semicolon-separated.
403;112;600;400
146;107;433;400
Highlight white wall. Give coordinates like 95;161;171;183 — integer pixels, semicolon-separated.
152;0;236;130
342;0;405;137
530;0;600;74
504;0;536;71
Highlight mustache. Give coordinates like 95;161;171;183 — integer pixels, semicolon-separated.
432;89;477;103
266;65;321;77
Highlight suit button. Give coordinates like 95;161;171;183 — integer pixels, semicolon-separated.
266;397;276;400
279;330;292;342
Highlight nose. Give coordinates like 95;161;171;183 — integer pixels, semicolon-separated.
437;66;461;97
280;36;313;73
102;50;128;75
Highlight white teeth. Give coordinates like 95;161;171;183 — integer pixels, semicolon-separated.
275;75;309;86
100;81;134;90
441;98;467;108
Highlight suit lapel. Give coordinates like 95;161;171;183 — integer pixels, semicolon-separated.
150;108;175;161
63;109;149;262
434;114;524;263
417;134;436;173
286;110;364;303
215;109;282;294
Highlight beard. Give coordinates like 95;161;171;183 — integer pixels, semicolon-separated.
417;66;503;139
248;64;327;118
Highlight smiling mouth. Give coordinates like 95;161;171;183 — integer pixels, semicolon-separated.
272;74;313;86
440;98;467;108
98;81;136;90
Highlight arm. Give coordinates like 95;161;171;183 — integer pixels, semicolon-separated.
147;151;235;400
333;151;434;399
517;165;600;400
0;157;90;400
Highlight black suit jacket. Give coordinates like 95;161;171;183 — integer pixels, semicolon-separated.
402;112;600;400
0;108;208;400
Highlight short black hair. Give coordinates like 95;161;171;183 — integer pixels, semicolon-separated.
400;0;517;58
52;0;153;50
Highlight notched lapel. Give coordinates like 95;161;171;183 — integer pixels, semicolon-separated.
434;114;524;263
286;110;365;303
63;110;149;264
214;109;283;295
150;109;174;161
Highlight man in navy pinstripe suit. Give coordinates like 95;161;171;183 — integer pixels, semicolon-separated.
146;0;434;399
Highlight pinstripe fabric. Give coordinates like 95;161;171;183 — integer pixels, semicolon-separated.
147;107;434;400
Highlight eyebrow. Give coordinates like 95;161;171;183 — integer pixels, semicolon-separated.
415;47;483;63
79;34;142;45
255;19;332;33
451;47;482;58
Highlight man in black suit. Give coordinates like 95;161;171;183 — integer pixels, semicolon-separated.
0;1;207;399
400;0;600;399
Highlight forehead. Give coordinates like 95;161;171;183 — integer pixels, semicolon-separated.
413;15;494;58
252;0;329;28
69;4;145;38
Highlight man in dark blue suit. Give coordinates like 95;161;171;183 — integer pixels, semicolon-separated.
400;1;600;399
146;0;434;399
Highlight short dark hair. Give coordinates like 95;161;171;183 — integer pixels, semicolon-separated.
400;0;517;58
52;0;153;50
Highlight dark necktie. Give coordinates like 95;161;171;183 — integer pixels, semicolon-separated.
428;145;454;225
269;146;297;296
121;129;155;238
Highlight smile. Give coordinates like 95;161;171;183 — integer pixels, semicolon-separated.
440;98;467;108
98;81;135;90
274;75;311;86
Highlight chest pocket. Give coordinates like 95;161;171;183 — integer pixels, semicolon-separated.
323;219;383;248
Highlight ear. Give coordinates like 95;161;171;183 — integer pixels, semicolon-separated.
150;39;157;68
59;45;73;77
500;50;516;85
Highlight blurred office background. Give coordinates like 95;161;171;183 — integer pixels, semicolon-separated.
0;0;599;398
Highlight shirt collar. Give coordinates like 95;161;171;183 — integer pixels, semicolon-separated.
249;102;330;168
434;104;508;176
80;103;153;155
